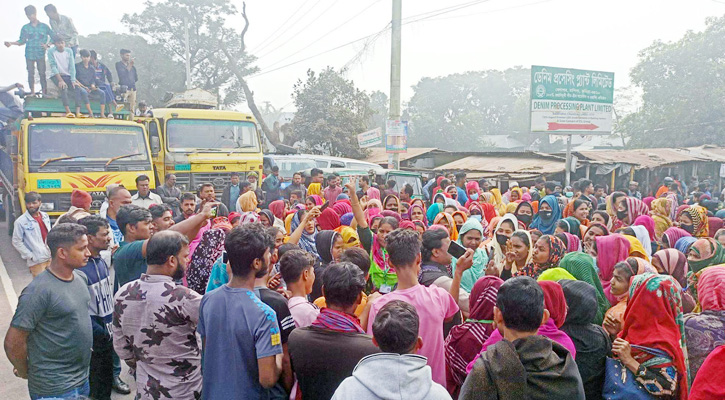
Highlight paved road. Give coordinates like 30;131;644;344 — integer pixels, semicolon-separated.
0;218;136;399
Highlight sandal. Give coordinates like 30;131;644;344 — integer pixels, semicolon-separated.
65;113;75;118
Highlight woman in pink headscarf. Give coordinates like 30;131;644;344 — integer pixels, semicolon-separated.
593;234;631;305
662;226;692;249
366;186;381;201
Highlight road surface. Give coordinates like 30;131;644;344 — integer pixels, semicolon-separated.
0;218;136;399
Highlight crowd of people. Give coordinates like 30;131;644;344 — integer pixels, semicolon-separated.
3;4;150;119
5;167;725;400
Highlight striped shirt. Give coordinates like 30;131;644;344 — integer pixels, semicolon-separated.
17;22;52;60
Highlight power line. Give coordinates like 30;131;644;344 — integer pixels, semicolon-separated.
423;0;555;22
255;0;340;60
251;0;322;55
401;0;493;22
247;24;391;79
256;0;384;68
249;0;313;53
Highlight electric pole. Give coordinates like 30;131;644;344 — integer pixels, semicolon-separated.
389;0;402;169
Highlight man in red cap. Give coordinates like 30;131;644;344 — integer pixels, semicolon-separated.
53;189;92;227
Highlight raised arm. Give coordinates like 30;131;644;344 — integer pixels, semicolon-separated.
141;201;217;256
346;178;368;229
287;206;320;245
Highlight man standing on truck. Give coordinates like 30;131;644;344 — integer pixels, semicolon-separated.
44;4;79;57
12;192;51;277
130;174;162;208
115;49;138;112
4;6;52;95
47;36;79;117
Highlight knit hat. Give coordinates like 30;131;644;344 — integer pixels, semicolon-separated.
71;189;92;210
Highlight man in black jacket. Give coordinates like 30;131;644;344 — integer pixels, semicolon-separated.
221;172;242;212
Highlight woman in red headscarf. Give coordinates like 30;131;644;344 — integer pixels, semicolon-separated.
612;274;689;400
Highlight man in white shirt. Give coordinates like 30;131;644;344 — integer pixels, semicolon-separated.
130;174;162;208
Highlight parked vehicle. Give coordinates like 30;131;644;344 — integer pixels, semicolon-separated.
263;154;318;190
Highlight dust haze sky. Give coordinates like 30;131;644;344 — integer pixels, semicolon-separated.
1;0;723;113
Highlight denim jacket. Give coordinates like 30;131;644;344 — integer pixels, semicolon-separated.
12;211;51;266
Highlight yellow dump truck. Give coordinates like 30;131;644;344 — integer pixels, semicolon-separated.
0;97;154;226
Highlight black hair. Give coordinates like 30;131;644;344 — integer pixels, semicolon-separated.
198;183;214;196
225;223;273;277
535;177;546;184
455;172;467;180
164;173;175;180
240;181;251;190
149;203;172;220
372;300;419;354
120;48;131;55
44;4;57;13
594;184;605;191
361;176;370;184
500;219;515;231
79;49;90;58
279;249;314;284
402;184;414;197
544;181;557;192
135;174;150;185
24;191;41;203
311;168;323;177
146;231;188;265
592;210;610;225
618;227;636;237
614;261;637;281
230;172;239;177
322;262;366;308
379;216;399;231
116;204;151;236
440;179;451;188
555;233;568;249
52;35;64;44
290;190;303;199
386;180;396;189
386;229;421;267
77;215;109;236
47;223;87;257
496;276;544;332
55;214;77;225
511;231;530;247
271;166;279;173
573;198;589;212
90;50;98;60
556;220;571;233
180;192;196;202
340;247;371;277
278;243;300;259
266;226;282;242
25;5;36;15
580;179;592;190
421;228;448;263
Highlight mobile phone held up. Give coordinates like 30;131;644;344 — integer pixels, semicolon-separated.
319;201;330;212
447;241;467;259
210;205;218;218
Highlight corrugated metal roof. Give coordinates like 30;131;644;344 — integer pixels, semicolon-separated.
574;148;701;169
676;146;725;163
364;148;441;165
434;154;566;175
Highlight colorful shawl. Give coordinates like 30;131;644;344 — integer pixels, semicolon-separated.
487;214;519;273
682;205;710;237
652;249;689;287
317;208;341;231
537;267;576;282
315;230;340;263
627;227;652;259
516;234;565;279
306;194;324;206
426;203;443;226
406;204;428;226
186;228;226;295
530;195;561;235
562;232;581;253
689;345;725;400
633;215;656;241
237;190;258;212
688;238;725;272
708;217;724;238
382;194;401;213
561;216;582;239
480;203;497;224
539;280;568;328
621;273;689;400
307;182;322;197
651;198;674;241
334;226;360;249
366;186;381;201
444;276;502;393
675;236;698;256
560;252;609;325
291;209;317;254
453;218;489;292
624;197;650;226
595;234;631;305
268;200;286;220
663;227;692;249
332;201;353;217
434;212;459;241
310;307;365;333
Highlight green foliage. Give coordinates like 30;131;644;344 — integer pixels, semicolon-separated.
621;15;725;147
80;32;186;106
122;0;258;106
290;68;373;158
405;67;531;150
368;90;389;135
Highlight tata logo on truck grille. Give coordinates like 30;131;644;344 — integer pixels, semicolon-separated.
212;166;227;170
68;174;122;189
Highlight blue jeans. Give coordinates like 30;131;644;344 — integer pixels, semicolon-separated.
29;380;89;400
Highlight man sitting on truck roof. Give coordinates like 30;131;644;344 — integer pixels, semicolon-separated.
75;49;112;118
47;36;79;117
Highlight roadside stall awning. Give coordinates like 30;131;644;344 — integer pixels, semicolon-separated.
434;153;567;180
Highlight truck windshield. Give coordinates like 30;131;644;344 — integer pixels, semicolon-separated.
166;119;260;152
29;124;149;165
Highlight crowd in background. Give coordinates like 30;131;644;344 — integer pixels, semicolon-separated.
5;166;725;400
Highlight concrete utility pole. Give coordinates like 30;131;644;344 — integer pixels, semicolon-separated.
565;135;572;187
389;0;402;170
184;16;191;90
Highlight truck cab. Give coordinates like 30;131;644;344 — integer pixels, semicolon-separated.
0;97;154;224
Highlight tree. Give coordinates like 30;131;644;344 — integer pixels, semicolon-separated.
80;32;186;106
621;15;725;147
405;67;530;150
368;90;389;135
122;0;257;107
290;68;373;158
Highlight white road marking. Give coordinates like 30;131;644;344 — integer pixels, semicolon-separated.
0;252;18;313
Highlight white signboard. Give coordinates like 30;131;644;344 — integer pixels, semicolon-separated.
357;128;382;148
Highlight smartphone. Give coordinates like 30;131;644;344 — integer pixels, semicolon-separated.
210;205;218;218
448;240;467;258
320;201;330;212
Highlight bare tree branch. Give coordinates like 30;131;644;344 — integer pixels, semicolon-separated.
241;2;249;53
